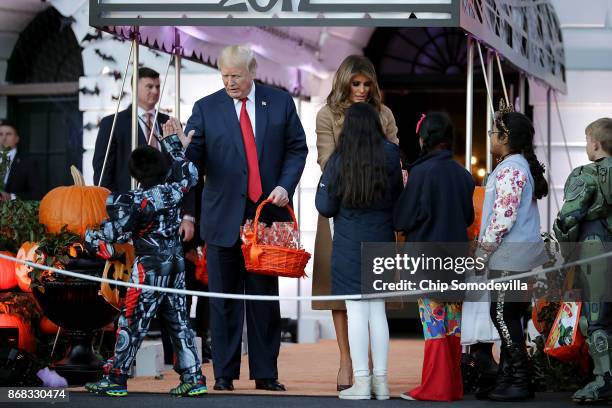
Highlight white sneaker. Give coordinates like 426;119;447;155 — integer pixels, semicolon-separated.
400;392;416;400
338;375;371;400
372;375;390;400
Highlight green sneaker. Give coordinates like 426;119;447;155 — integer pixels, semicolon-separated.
169;379;208;397
85;376;128;397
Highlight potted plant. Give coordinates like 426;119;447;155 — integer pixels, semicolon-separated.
26;167;120;385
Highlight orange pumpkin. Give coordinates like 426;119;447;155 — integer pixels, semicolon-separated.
467;186;485;241
38;166;110;238
39;316;59;335
0;310;35;353
0;251;17;290
15;242;43;293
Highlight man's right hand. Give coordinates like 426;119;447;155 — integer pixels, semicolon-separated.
0;191;11;201
179;219;195;242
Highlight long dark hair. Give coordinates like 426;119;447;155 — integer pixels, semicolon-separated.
495;112;548;200
333;103;388;208
418;112;454;153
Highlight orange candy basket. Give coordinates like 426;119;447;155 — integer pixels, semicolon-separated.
241;199;311;278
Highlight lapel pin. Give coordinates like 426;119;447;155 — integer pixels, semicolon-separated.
262;101;267;107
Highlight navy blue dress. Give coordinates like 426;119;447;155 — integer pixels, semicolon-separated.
315;141;403;296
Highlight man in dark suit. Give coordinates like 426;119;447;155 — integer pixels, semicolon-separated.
182;45;308;392
93;67;169;193
0;121;41;201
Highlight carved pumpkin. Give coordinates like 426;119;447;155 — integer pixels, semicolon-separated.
39;316;59;335
467;186;485;241
15;242;43;293
0;308;35;353
532;298;552;334
101;243;134;309
38;166;110;238
0;252;17;290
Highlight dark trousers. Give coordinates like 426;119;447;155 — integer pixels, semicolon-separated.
206;240;281;380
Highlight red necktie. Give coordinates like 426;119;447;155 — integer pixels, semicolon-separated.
240;98;262;202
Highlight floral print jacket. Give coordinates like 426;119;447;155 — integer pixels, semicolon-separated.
479;165;527;254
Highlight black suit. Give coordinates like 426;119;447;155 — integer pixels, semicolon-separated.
184;84;307;381
4;151;41;200
92;105;169;193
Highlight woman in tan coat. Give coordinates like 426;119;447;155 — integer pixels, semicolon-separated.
312;55;398;390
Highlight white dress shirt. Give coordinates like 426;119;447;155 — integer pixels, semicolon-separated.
232;83;256;139
137;106;161;147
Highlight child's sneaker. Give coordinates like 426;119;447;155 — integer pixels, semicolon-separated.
85;375;128;397
169;378;208;397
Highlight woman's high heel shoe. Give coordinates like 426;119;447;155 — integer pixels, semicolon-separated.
337;368;353;391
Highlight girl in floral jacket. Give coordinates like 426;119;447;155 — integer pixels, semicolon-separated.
477;104;549;401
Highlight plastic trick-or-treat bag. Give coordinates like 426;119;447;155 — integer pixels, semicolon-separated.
240;199;310;278
544;301;585;361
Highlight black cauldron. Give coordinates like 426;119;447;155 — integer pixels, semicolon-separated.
32;258;120;385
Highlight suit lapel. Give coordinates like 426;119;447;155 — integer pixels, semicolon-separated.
220;93;246;165
254;84;267;161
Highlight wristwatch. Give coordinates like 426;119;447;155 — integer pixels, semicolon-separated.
182;215;196;223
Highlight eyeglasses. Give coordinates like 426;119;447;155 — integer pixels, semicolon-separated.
487;130;503;138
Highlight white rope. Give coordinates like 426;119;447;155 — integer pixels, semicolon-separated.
2;251;611;302
495;53;510;106
476;42;495;115
97;41;134;187
147;52;174;146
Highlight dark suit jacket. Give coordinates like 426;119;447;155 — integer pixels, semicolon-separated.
92;105;169;193
4;151;42;200
184;83;308;247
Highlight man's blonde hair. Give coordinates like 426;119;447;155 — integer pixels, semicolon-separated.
586;118;612;155
218;45;257;75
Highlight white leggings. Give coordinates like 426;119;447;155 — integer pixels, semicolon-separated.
345;299;389;377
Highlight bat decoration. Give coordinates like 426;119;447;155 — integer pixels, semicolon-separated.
95;49;116;63
112;93;129;102
150;49;163;58
104;70;122;81
83;122;98;131
82;30;103;44
79;85;100;96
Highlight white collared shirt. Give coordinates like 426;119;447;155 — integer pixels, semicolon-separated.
137;106;161;142
232;82;256;139
1;148;17;200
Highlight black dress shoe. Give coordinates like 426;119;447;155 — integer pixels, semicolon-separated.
255;379;286;391
213;378;234;391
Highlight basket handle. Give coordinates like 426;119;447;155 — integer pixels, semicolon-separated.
251;198;299;245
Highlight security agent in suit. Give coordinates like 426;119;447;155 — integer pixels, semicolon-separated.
0;121;41;201
181;45;308;392
92;67;169;193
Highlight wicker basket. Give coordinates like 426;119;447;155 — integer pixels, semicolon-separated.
241;199;310;278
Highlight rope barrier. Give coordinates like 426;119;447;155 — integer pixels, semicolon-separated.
1;250;611;302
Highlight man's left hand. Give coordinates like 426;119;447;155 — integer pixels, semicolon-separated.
268;186;289;207
0;192;11;201
179;219;195;242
